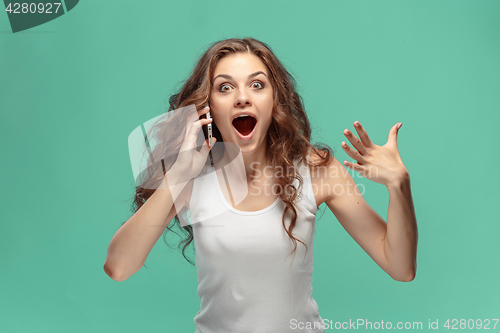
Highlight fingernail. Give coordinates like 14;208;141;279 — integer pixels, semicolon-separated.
397;123;402;129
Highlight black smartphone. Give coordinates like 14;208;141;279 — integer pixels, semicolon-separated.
200;101;214;166
200;101;213;147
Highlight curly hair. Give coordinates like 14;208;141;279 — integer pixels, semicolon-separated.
124;37;333;266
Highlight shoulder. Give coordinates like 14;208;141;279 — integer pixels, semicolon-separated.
308;147;347;206
308;147;339;172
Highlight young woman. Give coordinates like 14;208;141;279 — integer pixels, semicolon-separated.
104;38;418;333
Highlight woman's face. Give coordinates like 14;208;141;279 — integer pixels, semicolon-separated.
210;52;274;155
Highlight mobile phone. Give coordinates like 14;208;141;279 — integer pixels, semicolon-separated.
206;102;213;147
199;101;214;167
200;101;213;147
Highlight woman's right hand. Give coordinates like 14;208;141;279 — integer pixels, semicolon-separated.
169;106;216;184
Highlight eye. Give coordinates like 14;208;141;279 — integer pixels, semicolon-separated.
251;81;264;89
218;81;264;92
219;84;232;92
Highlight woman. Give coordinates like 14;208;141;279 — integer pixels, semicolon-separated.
104;38;418;333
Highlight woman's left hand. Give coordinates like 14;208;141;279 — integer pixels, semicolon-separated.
341;121;409;187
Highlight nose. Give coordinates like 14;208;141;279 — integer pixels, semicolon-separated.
234;90;252;108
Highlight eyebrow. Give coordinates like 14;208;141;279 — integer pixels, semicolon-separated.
213;71;268;82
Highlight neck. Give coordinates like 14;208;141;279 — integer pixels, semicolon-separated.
241;146;270;180
218;140;272;181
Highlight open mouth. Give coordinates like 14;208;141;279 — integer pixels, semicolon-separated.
232;115;257;137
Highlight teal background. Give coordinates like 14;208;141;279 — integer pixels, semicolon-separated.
1;0;499;332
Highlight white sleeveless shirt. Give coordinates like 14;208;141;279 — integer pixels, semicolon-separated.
188;152;325;333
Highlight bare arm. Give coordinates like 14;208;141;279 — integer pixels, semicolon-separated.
384;174;418;281
103;171;190;281
324;121;418;282
104;104;215;281
324;158;416;282
320;156;394;279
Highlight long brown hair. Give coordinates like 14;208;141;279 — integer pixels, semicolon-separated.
124;37;333;266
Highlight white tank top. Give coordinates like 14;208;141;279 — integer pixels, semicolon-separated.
188;151;325;333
